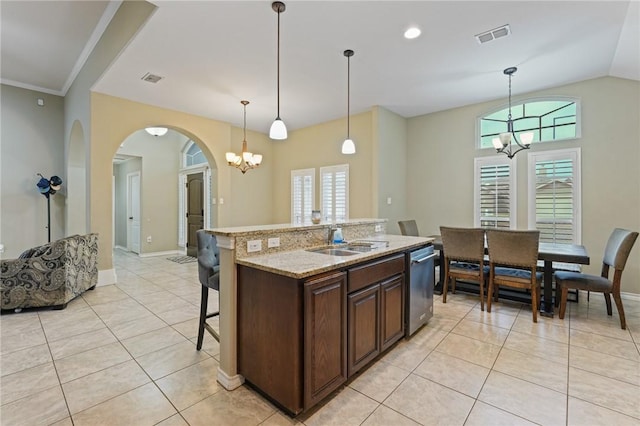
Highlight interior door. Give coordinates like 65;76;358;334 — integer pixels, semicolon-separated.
127;172;141;254
186;172;204;257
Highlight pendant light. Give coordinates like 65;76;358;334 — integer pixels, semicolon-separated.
226;101;263;174
341;49;356;154
492;67;534;159
269;1;287;140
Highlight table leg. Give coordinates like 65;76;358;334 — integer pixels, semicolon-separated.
435;249;445;294
540;260;554;318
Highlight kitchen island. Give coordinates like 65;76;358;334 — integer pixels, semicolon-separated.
232;232;432;415
208;219;430;406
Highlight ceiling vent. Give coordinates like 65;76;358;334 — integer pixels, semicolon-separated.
141;72;163;83
475;24;511;44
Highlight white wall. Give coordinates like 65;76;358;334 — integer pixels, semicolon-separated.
0;85;66;257
407;76;640;294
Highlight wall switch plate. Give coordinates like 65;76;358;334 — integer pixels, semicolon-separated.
268;237;280;248
247;240;262;252
375;224;383;232
387;197;392;205
146;236;152;243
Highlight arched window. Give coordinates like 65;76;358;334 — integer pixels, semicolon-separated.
183;140;207;168
478;98;580;149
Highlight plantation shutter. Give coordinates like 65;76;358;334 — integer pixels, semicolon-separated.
320;164;349;223
291;169;315;224
529;149;581;244
474;157;516;229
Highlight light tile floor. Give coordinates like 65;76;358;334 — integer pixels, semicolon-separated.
2;250;639;425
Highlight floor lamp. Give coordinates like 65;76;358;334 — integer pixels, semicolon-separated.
36;174;63;243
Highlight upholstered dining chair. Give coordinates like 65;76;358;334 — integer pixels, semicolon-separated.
556;228;638;329
486;229;542;322
440;226;488;310
398;220;419;237
196;229;220;349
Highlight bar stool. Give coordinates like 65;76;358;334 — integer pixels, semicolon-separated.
196;230;220;350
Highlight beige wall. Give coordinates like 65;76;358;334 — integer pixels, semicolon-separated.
271;111;374;223
0;85;66;257
90;93;274;271
407;76;640;294
373;106;408;235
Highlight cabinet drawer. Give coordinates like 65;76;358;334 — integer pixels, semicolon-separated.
348;254;405;293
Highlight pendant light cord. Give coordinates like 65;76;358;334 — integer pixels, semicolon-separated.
507;72;512;121
276;8;281;119
347;53;350;138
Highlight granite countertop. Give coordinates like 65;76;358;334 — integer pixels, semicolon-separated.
235;234;434;279
209;218;386;237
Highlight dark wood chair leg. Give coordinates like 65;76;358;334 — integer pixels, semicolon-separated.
486;280;493;313
196;285;209;350
559;287;568;319
531;280;538;323
604;292;612;316
479;278;485;312
612;291;626;329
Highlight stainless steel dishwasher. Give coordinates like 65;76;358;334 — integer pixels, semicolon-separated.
406;245;436;336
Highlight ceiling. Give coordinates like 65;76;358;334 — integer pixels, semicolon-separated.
2;1;639;134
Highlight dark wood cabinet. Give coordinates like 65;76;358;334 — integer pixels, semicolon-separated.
381;275;405;351
347;284;380;376
237;252;406;415
303;272;347;409
346;254;405;377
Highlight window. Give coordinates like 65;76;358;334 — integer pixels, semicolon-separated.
479;98;580;149
474;156;516;229
320;164;349;223
183;141;207;167
528;148;581;244
291;168;315;224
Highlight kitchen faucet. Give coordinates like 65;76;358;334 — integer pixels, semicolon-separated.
327;227;338;245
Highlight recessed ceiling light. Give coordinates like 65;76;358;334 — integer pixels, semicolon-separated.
404;27;421;39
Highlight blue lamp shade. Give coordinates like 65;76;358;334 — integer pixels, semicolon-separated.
37;177;51;193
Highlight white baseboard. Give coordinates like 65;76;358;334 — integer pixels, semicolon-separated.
97;268;117;287
138;250;180;258
621;291;640;302
114;245;128;252
217;368;244;390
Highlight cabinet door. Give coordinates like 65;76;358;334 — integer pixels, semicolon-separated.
304;271;347;410
380;274;405;351
347;284;380;377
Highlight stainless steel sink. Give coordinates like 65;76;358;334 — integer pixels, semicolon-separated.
306;243;377;256
306;248;359;256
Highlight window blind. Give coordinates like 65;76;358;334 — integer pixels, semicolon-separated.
474;157;516;229
320;164;349;223
291;169;315;224
528;148;581;245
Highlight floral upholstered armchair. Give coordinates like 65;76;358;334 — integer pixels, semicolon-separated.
1;233;98;311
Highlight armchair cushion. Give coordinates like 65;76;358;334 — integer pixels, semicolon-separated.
1;234;99;310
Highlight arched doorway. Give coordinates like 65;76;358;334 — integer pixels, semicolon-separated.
111;128;218;257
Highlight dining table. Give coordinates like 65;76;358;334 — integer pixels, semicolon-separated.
429;235;590;317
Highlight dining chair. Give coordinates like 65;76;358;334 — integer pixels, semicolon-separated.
398;220;419;237
486;229;542;322
196;229;220;349
440;226;488;310
556;228;638;329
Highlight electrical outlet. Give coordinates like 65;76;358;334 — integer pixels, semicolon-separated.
146;236;152;243
375;224;383;232
247;240;262;252
268;237;280;248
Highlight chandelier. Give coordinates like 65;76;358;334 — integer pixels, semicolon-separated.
226;101;262;174
492;67;534;159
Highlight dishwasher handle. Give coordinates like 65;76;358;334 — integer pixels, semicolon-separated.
411;253;437;265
